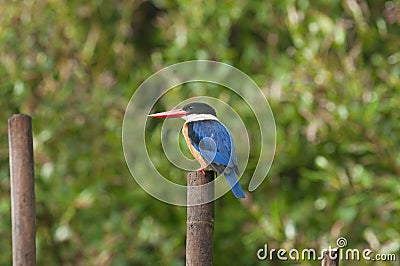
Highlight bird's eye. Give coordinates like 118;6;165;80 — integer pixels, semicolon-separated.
189;106;193;110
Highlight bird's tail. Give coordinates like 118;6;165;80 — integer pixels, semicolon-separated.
224;171;245;198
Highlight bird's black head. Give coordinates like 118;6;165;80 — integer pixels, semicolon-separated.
182;102;217;117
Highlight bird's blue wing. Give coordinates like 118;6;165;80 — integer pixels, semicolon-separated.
188;120;237;169
187;120;244;198
197;137;217;165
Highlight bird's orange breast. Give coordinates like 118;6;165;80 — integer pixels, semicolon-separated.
182;123;208;169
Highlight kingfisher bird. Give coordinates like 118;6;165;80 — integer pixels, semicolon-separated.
148;102;245;198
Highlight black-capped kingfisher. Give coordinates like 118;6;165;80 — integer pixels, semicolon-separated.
148;102;245;198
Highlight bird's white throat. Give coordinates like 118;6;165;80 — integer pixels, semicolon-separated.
184;114;219;123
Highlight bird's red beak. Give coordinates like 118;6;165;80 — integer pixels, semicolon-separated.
148;109;188;119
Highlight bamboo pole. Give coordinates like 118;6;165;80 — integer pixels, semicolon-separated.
186;170;214;266
8;114;36;266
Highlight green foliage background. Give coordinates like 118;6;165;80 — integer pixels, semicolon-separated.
1;0;399;265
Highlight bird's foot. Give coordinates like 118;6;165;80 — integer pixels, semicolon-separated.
197;168;206;175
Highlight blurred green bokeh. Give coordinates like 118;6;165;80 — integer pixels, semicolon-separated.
1;0;399;265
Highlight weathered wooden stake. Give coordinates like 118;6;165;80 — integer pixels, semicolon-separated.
8;114;36;266
186;170;215;266
322;248;340;266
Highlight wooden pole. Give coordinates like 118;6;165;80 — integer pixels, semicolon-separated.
8;114;36;266
186;170;214;266
322;248;339;266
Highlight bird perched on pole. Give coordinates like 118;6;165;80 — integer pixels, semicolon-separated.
148;102;245;198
